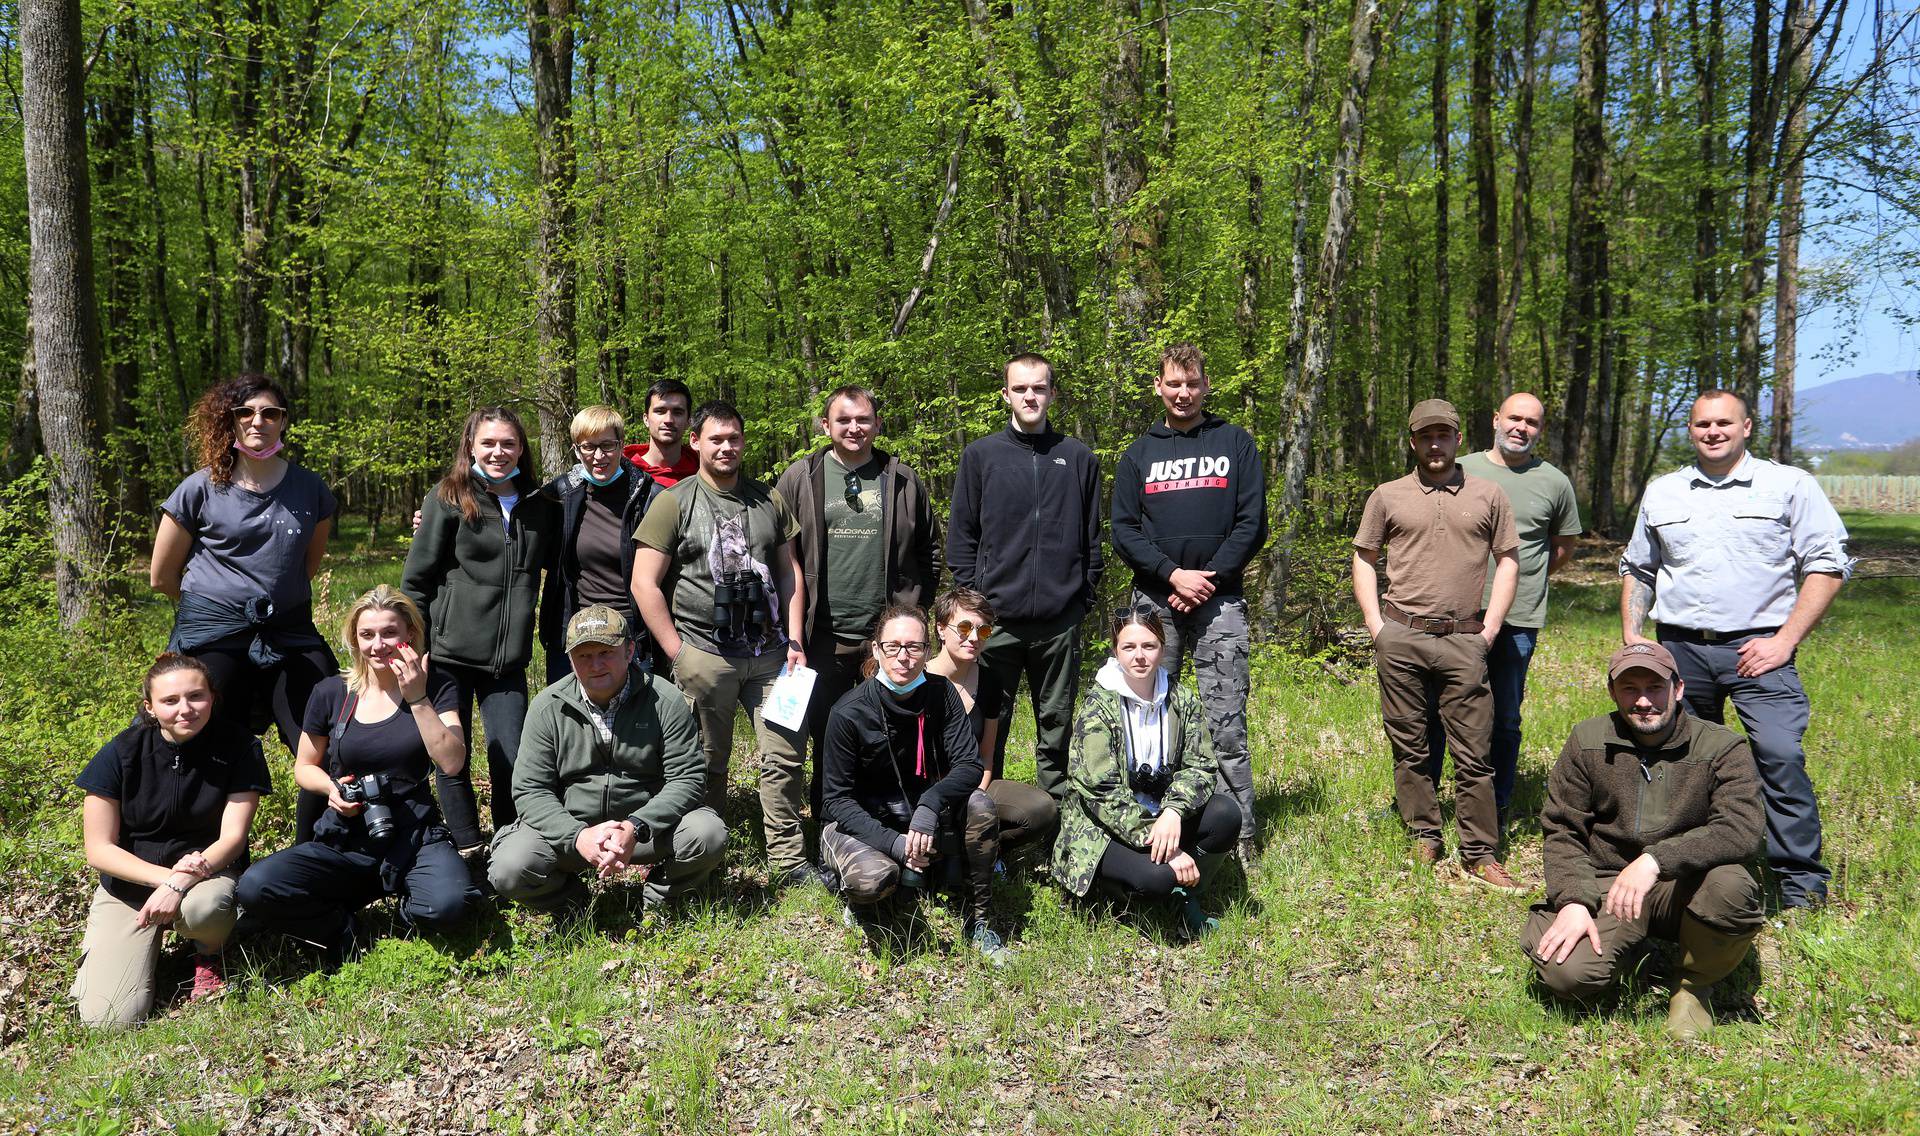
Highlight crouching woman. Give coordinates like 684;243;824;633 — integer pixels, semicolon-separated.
820;604;1009;963
1052;607;1238;939
73;654;271;1027
238;587;478;959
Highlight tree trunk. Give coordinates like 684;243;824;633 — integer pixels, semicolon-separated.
134;31;188;462
22;0;113;626
230;0;269;375
1466;0;1498;447
1099;0;1163;386
1269;0;1393;614
1430;0;1451;400
1771;0;1813;461
93;39;149;522
1687;0;1725;392
1495;0;1539;397
529;0;578;477
1557;0;1609;479
5;311;42;480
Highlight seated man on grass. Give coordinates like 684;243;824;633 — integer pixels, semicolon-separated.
488;605;725;915
1523;641;1766;1039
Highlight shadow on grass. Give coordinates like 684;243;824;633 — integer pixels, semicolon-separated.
1523;936;1766;1029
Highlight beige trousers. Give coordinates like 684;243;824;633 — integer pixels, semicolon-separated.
670;644;808;874
71;878;237;1029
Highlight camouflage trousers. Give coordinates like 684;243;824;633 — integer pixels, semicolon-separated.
1133;590;1256;840
821;790;1000;926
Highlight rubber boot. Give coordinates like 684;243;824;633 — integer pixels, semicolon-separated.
1667;914;1757;1040
1170;886;1218;941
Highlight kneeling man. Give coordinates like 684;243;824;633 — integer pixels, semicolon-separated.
1523;641;1766;1039
489;605;725;911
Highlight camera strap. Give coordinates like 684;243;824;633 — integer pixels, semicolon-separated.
327;690;359;777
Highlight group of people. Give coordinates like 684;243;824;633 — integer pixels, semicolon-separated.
72;351;1849;1042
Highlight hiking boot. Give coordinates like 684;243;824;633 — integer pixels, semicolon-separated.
1171;887;1219;941
1464;858;1528;894
188;952;227;1001
1233;838;1258;874
1409;841;1445;867
773;861;831;893
965;920;1011;967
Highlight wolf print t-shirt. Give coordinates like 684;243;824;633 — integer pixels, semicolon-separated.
635;475;800;658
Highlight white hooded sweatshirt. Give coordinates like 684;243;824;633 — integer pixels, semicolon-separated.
1095;656;1173;814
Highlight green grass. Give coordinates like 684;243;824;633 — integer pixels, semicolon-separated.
3;535;1917;1133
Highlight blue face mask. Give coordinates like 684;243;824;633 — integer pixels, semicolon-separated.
877;671;927;696
472;461;521;485
582;463;624;487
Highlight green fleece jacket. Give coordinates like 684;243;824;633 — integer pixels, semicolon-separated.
1541;709;1764;913
510;668;706;847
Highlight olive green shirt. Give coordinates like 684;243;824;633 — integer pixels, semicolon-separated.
1459;451;1581;628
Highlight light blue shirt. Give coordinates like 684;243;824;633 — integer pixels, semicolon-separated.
1620;453;1853;631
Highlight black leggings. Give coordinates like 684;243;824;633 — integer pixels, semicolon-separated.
1094;793;1240;899
435;662;529;847
190;639;337;842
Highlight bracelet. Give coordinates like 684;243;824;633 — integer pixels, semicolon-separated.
163;880;190;896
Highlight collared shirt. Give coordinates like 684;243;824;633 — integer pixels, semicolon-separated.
580;668;640;743
1355;466;1519;620
1620;452;1853;631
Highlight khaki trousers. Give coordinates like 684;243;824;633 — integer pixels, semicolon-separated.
671;644;809;874
71;878;237;1029
1373;620;1498;861
1521;863;1763;1003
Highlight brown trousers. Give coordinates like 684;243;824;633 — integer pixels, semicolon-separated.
1520;863;1764;1003
1373;620;1498;861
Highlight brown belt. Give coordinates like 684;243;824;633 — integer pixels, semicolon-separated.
1383;600;1485;636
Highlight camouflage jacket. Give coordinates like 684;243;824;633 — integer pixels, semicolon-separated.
1050;680;1217;897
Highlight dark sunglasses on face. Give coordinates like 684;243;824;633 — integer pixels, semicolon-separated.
232;406;288;424
844;471;864;511
947;619;993;642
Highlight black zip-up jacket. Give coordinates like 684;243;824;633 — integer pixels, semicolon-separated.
774;446;941;652
822;676;984;856
946;424;1103;623
537;461;658;675
1110;414;1268;602
402;476;561;675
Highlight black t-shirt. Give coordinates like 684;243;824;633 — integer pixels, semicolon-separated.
963;667;1006;740
301;671;458;816
75;720;273;906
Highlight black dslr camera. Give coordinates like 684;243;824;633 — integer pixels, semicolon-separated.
713;571;771;643
337;773;396;840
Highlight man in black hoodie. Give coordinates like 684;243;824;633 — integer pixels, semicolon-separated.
1110;343;1268;866
946;353;1103;801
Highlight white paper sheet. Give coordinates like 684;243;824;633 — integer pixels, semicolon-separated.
761;663;818;732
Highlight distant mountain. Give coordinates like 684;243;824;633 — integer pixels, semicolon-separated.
1794;371;1920;451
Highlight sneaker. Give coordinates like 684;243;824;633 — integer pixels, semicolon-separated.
1171;887;1219;941
1409;841;1445;867
965;920;1011;967
188;952;227;1001
1464;858;1528;894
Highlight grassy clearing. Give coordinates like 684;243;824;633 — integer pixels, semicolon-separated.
2;522;1917;1133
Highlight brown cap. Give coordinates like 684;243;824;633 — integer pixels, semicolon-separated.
1408;398;1461;434
1607;641;1678;683
564;604;629;652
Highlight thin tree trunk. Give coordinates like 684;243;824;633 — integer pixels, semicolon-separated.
22;0;113;625
1687;0;1725;392
1557;0;1609;478
1466;0;1498;447
93;38;148;521
529;0;578;476
134;31;187;453
1430;0;1451;399
1100;0;1162;386
1495;0;1539;396
893;122;970;340
4;311;42;480
230;0;269;374
1772;0;1813;461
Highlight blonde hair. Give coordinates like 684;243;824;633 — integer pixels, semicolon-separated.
339;585;428;693
571;404;626;444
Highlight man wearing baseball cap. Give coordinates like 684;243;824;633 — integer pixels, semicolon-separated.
1523;641;1766;1039
487;604;726;915
1353;398;1523;890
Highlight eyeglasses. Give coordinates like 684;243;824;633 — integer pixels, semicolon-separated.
844;471;864;511
575;441;621;457
876;641;928;658
232;406;288;424
946;619;994;643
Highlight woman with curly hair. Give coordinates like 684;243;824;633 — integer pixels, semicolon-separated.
72;654;271;1027
401;407;560;849
150;375;337;840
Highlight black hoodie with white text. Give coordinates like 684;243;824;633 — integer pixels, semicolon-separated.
1109;415;1267;603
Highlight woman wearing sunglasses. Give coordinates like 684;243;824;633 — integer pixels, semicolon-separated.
151;375;339;840
926;587;1057;854
1052;606;1238;939
820;604;1009;963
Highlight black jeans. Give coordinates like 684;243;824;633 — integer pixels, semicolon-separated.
436;663;529;847
1093;793;1239;899
236;834;476;946
806;642;870;823
190;639;337;842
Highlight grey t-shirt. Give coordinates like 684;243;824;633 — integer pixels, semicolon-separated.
161;465;337;606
